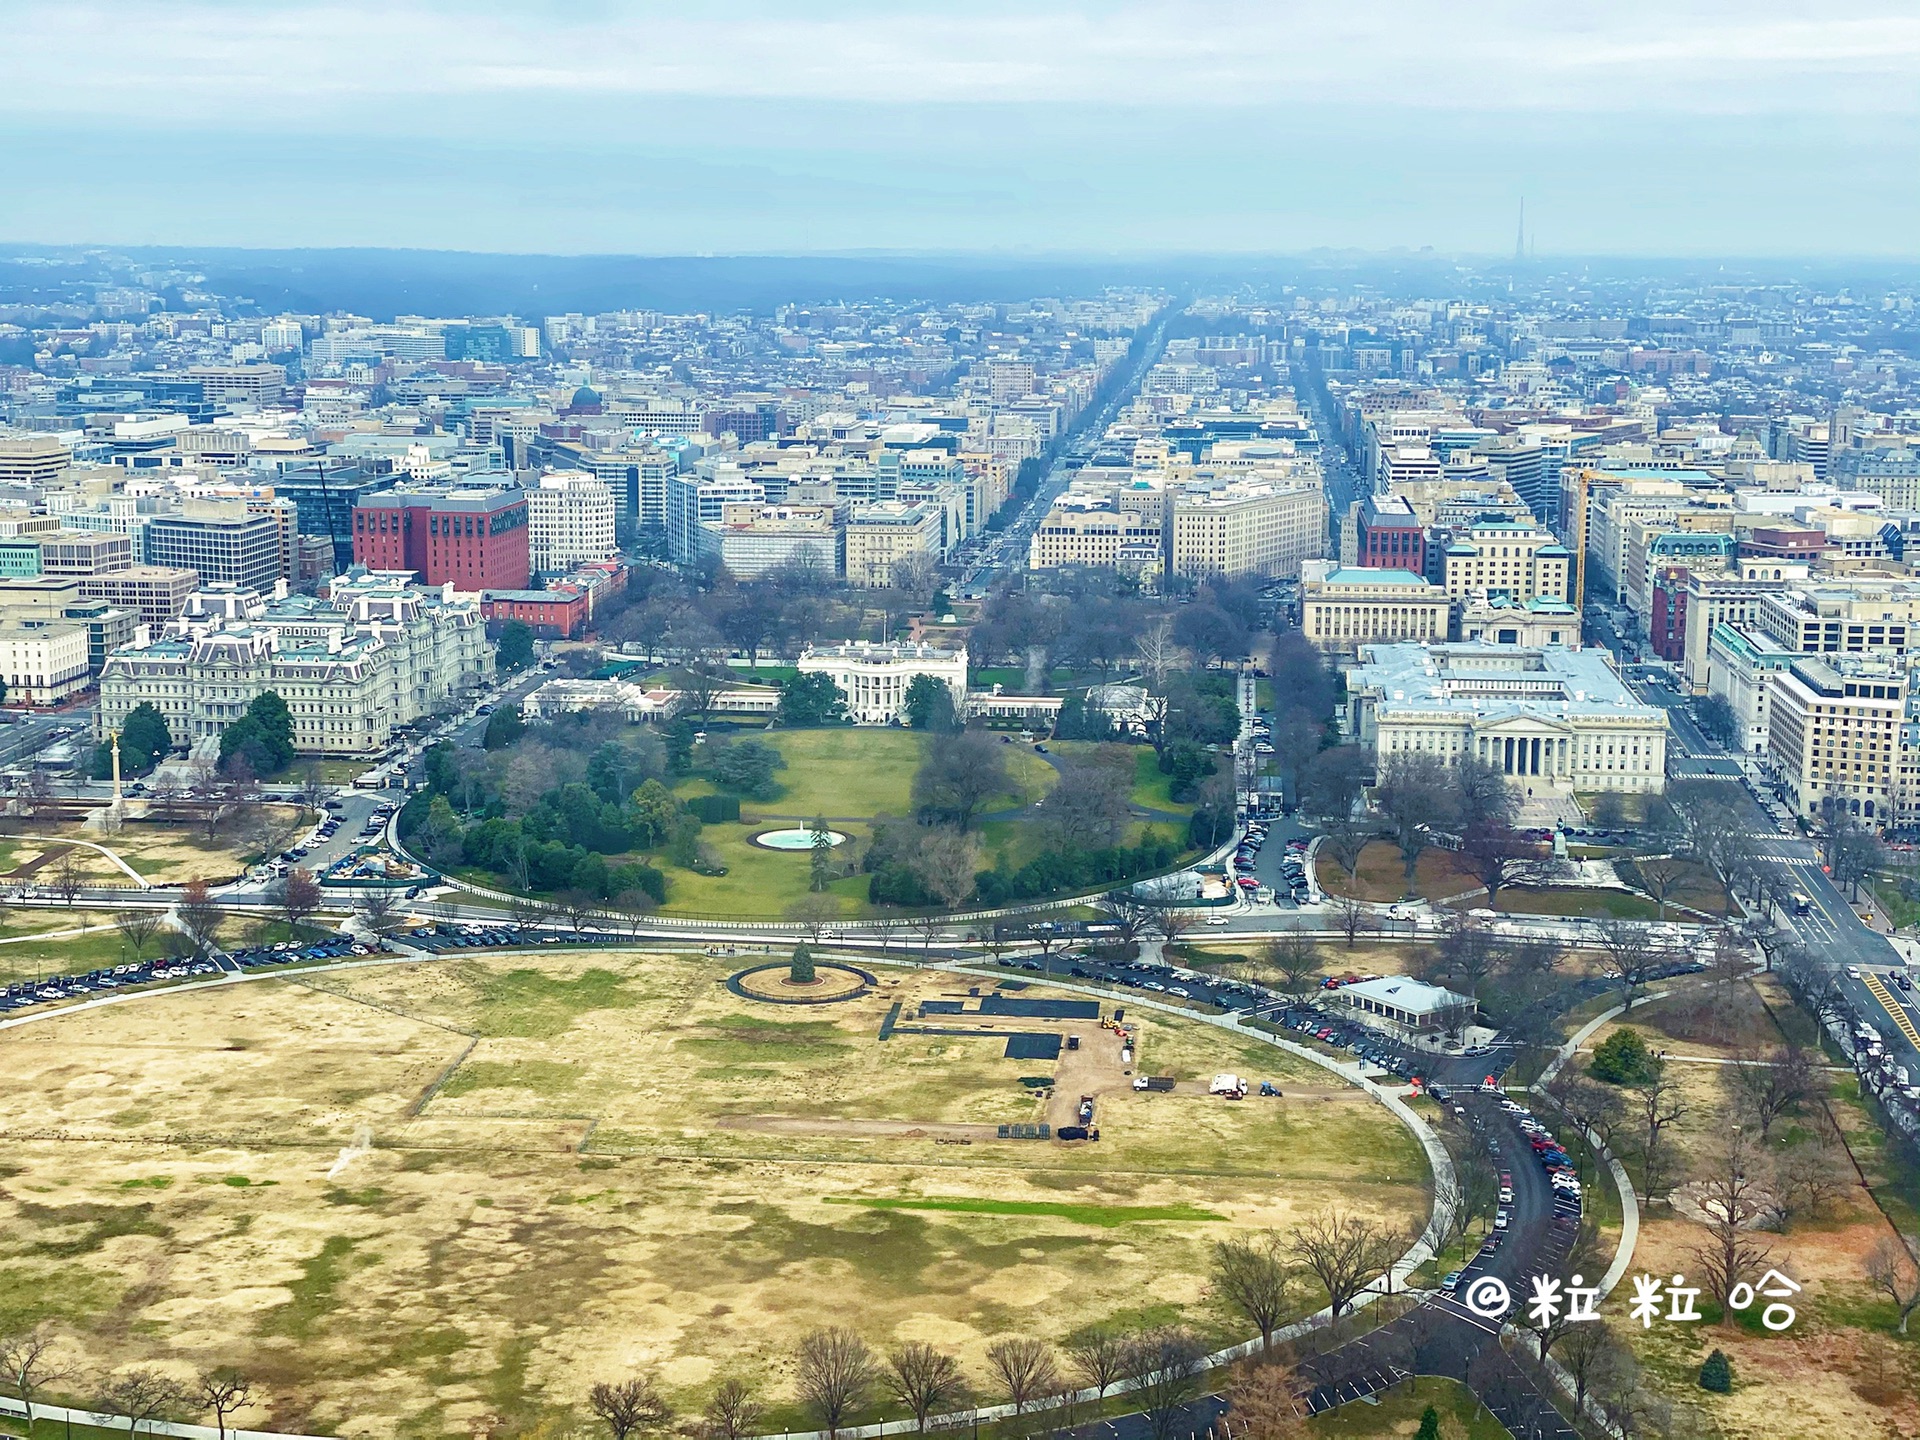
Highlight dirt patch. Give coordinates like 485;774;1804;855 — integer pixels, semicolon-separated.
714;1115;1002;1141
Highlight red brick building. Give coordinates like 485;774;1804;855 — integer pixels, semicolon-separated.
351;484;530;591
1649;563;1690;662
481;587;589;640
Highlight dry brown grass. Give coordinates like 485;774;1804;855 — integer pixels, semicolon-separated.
1315;841;1479;903
0;953;1431;1439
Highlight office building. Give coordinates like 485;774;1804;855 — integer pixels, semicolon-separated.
351;482;531;591
0;621;91;706
845;501;941;587
0;434;72;489
146;500;287;591
38;530;133;577
1354;494;1425;573
697;503;843;579
79;566;201;627
1767;656;1905;827
1440;520;1573;606
1167;483;1326;581
183;364;286;407
527;471;617;573
1346;643;1669;795
1027;505;1166;578
1299;566;1450;655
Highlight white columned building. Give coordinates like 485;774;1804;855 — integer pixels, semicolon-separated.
795;642;967;726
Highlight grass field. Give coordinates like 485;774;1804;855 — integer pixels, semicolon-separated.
0;952;1430;1439
655;730;1059;916
1316;841;1479;903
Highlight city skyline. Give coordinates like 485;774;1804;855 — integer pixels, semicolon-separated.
1;1;1915;257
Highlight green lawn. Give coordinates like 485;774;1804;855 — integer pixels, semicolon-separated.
1308;1377;1513;1438
1488;885;1661;920
0;928;129;983
655;823;873;918
1049;742;1194;816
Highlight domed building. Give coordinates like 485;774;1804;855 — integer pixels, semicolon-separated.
567;385;603;415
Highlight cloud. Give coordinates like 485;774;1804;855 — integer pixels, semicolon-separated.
4;1;1917;118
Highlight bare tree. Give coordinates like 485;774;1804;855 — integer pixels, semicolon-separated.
1555;1322;1627;1414
1224;1361;1305;1440
1212;1230;1296;1352
0;1326;69;1436
1593;918;1668;1012
1373;752;1455;887
795;1327;878;1440
1771;1136;1851;1227
1262;933;1322;999
1065;1330;1128;1404
1632;1056;1687;1202
1319;821;1373;882
114;908;164;964
197;1368;253;1440
589;1374;673;1440
700;1377;764;1440
785;892;839;944
1724;1043;1816;1140
884;1343;965;1433
1122;1328;1208;1440
1331;893;1371;948
986;1337;1057;1416
355;886;405;938
51;846;85;906
1865;1235;1920;1335
272;866;324;934
1458;820;1536;906
298;762;331;815
96;1366;187;1437
1286;1209;1401;1316
1633;854;1693;920
176;878;226;956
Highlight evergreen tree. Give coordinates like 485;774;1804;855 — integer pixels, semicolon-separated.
1698;1349;1732;1393
1590;1027;1654;1085
809;816;834;893
1414;1404;1440;1440
496;620;535;671
220;691;295;776
790;941;816;984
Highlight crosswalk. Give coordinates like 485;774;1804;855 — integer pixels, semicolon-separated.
1862;971;1920;1054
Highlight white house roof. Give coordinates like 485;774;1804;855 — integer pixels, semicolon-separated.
1341;976;1471;1016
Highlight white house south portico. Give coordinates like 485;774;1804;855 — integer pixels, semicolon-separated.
1346;643;1669;796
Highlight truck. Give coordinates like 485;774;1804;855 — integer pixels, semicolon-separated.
1132;1075;1176;1092
1077;1095;1095;1124
1209;1073;1247;1099
1792;892;1813;916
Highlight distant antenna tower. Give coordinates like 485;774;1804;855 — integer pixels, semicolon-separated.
1514;198;1527;265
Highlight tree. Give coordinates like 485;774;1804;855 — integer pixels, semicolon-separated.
220;691;295;776
197;1368;253;1440
1122;1328;1207;1440
1590;1027;1655;1085
356;886;405;938
808;815;836;893
701;1377;763;1440
1458;821;1534;906
885;1343;964;1433
96;1367;187;1438
778;671;849;728
1632;854;1693;921
1724;1043;1815;1139
1319;821;1372;882
1694;694;1740;748
0;1326;67;1437
785;893;839;944
589;1375;672;1440
1415;1405;1442;1440
272;867;323;933
789;941;816;984
1555;1321;1626;1413
114;908;163;963
1262;933;1321;999
794;1327;878;1440
496;620;536;672
902;674;959;731
1864;1235;1920;1335
1267;708;1325;804
910;730;1008;832
673;659;733;727
1331;893;1371;948
986;1337;1057;1416
1374;753;1455;886
1632;1055;1687;1202
483;705;527;751
1298;745;1368;824
1065;1330;1128;1404
1771;1135;1850;1227
1224;1362;1305;1440
1036;747;1134;851
1689;1127;1773;1327
51;846;85;906
706;738;786;802
1593;918;1668;1012
1286;1209;1400;1316
98;701;172;778
177;879;225;956
1212;1230;1295;1352
1697;1349;1732;1394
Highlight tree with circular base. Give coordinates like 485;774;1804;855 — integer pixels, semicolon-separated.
790;942;816;985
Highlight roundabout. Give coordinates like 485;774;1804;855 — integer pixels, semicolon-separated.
0;945;1436;1439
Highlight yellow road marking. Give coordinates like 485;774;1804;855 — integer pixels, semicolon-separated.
1862;971;1920;1052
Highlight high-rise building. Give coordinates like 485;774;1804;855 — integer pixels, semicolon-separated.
183;364;287;407
845;501;941;587
526;471;617;573
79;566;201;627
145;500;287;591
1167;483;1326;581
0;434;72;489
350;483;531;591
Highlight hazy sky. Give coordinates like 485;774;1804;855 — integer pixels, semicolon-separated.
3;1;1916;257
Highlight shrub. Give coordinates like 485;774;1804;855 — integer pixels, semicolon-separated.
1698;1348;1731;1393
686;794;741;824
1590;1027;1654;1085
